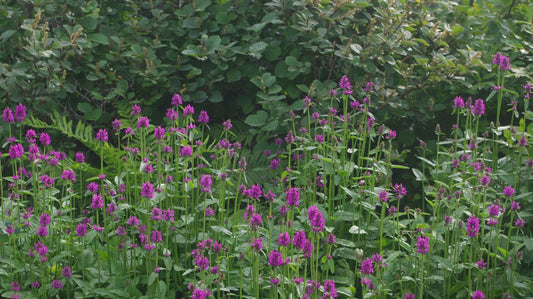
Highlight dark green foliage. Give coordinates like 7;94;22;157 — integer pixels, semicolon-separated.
1;0;531;143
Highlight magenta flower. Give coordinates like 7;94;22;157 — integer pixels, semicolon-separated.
307;205;325;233
493;53;510;71
339;75;351;90
60;169;76;183
10;281;20;292
511;201;521;211
472;290;485;299
477;258;487;269
171;93;183;106
487;203;500;217
75;151;85;163
515;218;525;228
479;173;490;187
76;223;87;237
472;99;485;116
453;96;465;108
393;183;407;198
3;108;14;123
247;184;262;199
467;216;480;238
87;182;99;194
249;213;262;231
137;116;149;128
90;194;104;209
39;132;51;146
151;206;162;221
131;104;141;115
378;190;389;202
327;233;337;244
503;185;515;197
252;237;263;252
62;264;72;277
166;108;178;121
39;174;54;188
292;230;307;250
205;206;214;217
198;110;209;124
8;144;24;159
163;209;175;221
286;187;300;207
154;126;165;140
268;250;284;267
183;104;195;116
51;279;63;289
360;257;374;275
36;226;48;237
222;119;232;131
285;130;295;143
151;230;163;243
127;216;140;226
141;181;154;199
39;212;51;226
278;232;290;247
199;174;212;193
416;235;429;254
180;145;193;157
322;279;338;298
270;158;280;170
112;119;122;131
405;294;415;299
14;104;26;122
25;129;37;143
314;134;324;143
191;288;211;299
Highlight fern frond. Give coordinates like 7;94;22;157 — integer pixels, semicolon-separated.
26;111;124;174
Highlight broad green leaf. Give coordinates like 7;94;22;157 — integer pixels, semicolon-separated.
412;168;427;181
148;271;158;286
244;110;268;127
88;33;109;45
226;69;241;82
349;225;367;234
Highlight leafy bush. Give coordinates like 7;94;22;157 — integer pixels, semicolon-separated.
2;0;531;148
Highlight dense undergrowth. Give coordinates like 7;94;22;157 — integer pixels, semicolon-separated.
0;55;532;298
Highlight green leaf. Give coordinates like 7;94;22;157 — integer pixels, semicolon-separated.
148;271;158;286
244;110;268;127
349;225;367;234
84;109;102;121
226;69;241;82
0;30;16;42
77;102;93;113
88;33;109;45
412;168;427;181
116;79;128;96
261;73;276;88
195;0;211;11
210;90;223;103
262;119;278;131
210;225;233;236
249;41;268;56
79;16;98;31
206;35;221;52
